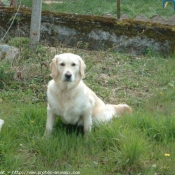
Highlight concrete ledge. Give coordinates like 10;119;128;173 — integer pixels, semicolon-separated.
0;7;175;55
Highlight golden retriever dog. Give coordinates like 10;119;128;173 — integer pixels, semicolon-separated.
45;53;132;137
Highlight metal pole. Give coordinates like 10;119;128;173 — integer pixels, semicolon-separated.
117;0;120;19
30;0;42;48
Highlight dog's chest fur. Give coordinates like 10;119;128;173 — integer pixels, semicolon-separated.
47;80;94;125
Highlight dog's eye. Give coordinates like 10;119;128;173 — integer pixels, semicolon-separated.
71;63;76;66
60;63;65;66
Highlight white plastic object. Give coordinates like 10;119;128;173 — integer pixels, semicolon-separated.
0;119;4;131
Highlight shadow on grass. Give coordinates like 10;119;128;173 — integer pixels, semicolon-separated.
54;120;84;137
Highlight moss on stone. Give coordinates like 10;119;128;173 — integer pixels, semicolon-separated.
1;7;175;54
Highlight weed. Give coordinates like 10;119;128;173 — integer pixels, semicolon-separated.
8;37;29;48
0;65;14;89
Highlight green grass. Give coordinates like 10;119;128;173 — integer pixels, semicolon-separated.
0;37;175;174
15;0;175;19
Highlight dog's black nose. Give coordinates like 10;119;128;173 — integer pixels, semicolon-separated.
65;72;72;79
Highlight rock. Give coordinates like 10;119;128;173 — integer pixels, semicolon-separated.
102;13;113;18
0;44;19;60
150;15;166;25
167;15;175;25
119;14;129;20
1;10;174;55
135;14;149;22
0;0;10;6
0;0;17;6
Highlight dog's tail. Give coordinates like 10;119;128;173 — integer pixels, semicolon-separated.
93;104;132;124
102;104;132;122
111;104;132;117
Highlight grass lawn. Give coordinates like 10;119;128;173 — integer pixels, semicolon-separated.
15;0;175;18
0;37;175;174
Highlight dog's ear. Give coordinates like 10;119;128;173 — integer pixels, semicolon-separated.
79;56;86;79
50;57;58;79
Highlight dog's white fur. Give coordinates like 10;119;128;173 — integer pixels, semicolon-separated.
45;53;132;137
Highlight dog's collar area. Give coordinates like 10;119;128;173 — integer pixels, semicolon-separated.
54;79;82;92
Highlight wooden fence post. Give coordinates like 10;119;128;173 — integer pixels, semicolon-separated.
117;0;120;19
30;0;42;48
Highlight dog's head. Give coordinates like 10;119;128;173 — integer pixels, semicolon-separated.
50;53;86;83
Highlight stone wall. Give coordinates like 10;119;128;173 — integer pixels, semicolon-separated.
0;7;175;55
